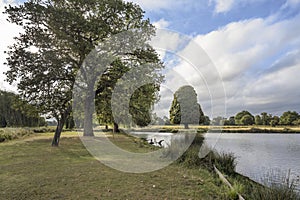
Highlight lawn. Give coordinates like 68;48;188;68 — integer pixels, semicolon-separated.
0;132;228;199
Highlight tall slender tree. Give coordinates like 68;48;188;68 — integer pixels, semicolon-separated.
169;85;204;129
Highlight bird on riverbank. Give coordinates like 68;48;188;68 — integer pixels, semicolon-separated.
157;140;164;147
149;139;154;145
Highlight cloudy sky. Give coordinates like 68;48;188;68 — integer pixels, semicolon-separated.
127;0;300;118
1;0;300;118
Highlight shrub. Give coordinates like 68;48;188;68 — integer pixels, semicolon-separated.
0;128;37;142
213;152;237;176
169;133;237;175
225;181;245;200
33;127;56;133
247;169;300;200
251;183;300;200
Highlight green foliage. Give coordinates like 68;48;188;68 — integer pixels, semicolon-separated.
175;133;205;167
172;133;237;177
0;115;7;128
235;110;254;125
255;115;262;125
261;112;272;125
0;128;34;142
169;96;181;124
224;116;235;126
169;85;204;127
5;0;163;143
240;114;254;125
292;119;300;126
270;116;280;127
95;58;164;129
225;181;245;200
280;111;300;125
129;84;158;127
251;182;300;200
213;152;237;176
203;115;211;125
0;90;43;127
65;114;75;129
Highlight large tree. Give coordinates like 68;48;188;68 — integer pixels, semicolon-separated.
169;85;204;129
235;110;254;125
261;112;272;126
254;115;262;125
5;0;162;145
279;111;299;126
94;50;163;132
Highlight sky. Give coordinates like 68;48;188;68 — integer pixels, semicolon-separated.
1;0;300;118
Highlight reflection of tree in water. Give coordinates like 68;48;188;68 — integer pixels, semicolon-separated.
169;85;204;129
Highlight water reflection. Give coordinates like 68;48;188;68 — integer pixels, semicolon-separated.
131;132;300;191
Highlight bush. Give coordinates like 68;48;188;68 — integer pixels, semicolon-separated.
225;181;245;200
251;183;300;200
33;127;56;133
213;152;237;176
0;128;34;142
162;133;204;163
169;133;237;175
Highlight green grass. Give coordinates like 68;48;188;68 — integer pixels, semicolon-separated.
0;132;228;199
3;129;297;199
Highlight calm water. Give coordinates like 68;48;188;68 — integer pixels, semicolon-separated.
205;133;300;190
130;132;176;148
131;132;300;190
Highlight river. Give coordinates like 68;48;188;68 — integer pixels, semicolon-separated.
131;132;300;190
205;133;300;190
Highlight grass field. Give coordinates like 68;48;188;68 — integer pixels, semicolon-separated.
0;132;230;199
2;128;299;199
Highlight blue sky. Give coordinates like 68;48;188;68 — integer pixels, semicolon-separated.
144;0;288;34
1;0;300;118
126;0;300;118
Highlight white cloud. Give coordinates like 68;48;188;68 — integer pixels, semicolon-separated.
194;14;300;82
153;19;170;29
156;13;300;117
197;14;300;116
124;0;204;12
243;60;300;115
0;0;22;92
210;0;234;13
150;29;227;118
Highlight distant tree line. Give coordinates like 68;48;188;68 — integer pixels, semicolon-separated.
212;110;300;126
0;90;46;127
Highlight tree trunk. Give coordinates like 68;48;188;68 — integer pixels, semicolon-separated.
113;122;120;133
65;117;69;129
83;90;94;136
52;119;65;146
51;106;71;146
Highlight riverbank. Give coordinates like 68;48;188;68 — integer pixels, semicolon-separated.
216;126;300;133
153;125;300;134
0;131;229;199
